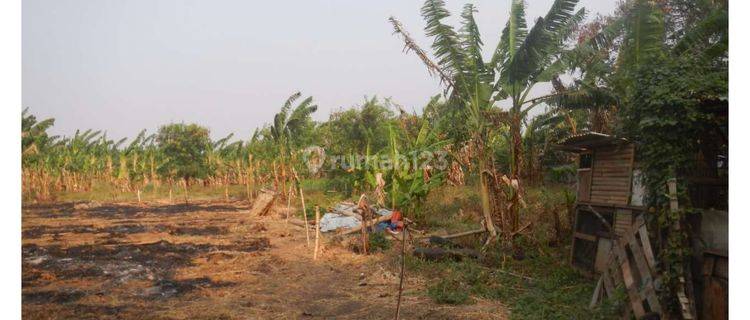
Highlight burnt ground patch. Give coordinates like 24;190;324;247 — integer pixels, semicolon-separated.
22;238;269;288
23;201;247;220
23;225;98;239
168;226;229;236
84;203;246;219
21;223;228;240
22;202;77;218
22;224;150;239
23;289;85;304
144;277;235;299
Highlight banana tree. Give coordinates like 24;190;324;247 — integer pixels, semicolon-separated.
269;92;317;195
390;0;584;237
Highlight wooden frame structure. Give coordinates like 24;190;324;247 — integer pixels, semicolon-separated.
558;131;728;319
558;132;644;274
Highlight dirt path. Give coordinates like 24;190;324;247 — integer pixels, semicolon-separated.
22;200;507;319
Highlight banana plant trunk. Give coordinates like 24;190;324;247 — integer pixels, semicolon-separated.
477;145;498;240
509;109;524;235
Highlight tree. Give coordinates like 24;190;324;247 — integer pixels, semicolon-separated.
156;123;212;202
390;0;584;239
270;92;318;158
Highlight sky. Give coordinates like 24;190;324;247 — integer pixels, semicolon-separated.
23;0;617;141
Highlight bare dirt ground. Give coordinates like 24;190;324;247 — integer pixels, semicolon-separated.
22;200;507;319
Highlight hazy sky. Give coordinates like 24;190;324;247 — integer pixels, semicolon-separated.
23;0;617;141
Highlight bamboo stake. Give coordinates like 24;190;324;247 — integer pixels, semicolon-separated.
246;154;254;202
285;184;293;229
314;205;321;260
183;178;189;204
394;223;408;320
292;168;311;247
224;175;229;201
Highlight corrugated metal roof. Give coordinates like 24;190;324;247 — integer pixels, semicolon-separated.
556;131;630;152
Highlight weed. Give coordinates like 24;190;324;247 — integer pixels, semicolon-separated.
368;232;391;252
428;272;470;305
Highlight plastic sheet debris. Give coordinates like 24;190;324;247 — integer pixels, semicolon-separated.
319;202;392;233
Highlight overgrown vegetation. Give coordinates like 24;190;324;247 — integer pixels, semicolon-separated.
21;0;727;318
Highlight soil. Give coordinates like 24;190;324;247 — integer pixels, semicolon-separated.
22;199;507;319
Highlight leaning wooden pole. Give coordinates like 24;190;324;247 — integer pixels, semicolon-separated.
314;205;321;260
394;223;408;320
292;168;311;247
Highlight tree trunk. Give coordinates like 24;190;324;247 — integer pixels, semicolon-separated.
509;110;524;234
479;156;498;239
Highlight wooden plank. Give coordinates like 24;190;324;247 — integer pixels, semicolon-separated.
248;191;276;216
620;256;647;317
626;233;652;284
590;189;630;196
602;269;615;296
642;285;663;314
614;209;633;236
590;276;604;308
592;180;631;186
589;198;629;206
637;224;657;272
591;179;631;185
589;195;628;201
593;155;631;162
620;214;661;315
591;185;631;192
590;194;629;201
578;169;592;202
595;238;613;273
573;232;596;242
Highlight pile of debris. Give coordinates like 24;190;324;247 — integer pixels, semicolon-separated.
319;202;393;233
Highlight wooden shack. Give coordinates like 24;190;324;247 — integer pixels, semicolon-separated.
557;132;643;274
558;131;728;319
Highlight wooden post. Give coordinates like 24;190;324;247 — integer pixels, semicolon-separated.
667;178;697;320
292;168;311;247
224;175;229;201
137;189;141;204
394;223;408;320
314;205;321;260
285;185;293;228
357;194;369;255
183;178;189;204
169;185;173;204
246;154;254;202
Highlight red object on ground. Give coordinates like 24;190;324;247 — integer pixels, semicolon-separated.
390;210;404;232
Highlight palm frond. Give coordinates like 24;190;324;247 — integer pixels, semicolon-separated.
620;0;665;67
421;0;466;78
283;92;302;112
491;0;528;71
672;7;727;60
460;4;484;70
505;0;580;86
389;16;454;91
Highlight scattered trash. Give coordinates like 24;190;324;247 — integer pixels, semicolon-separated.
319;202;393;233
